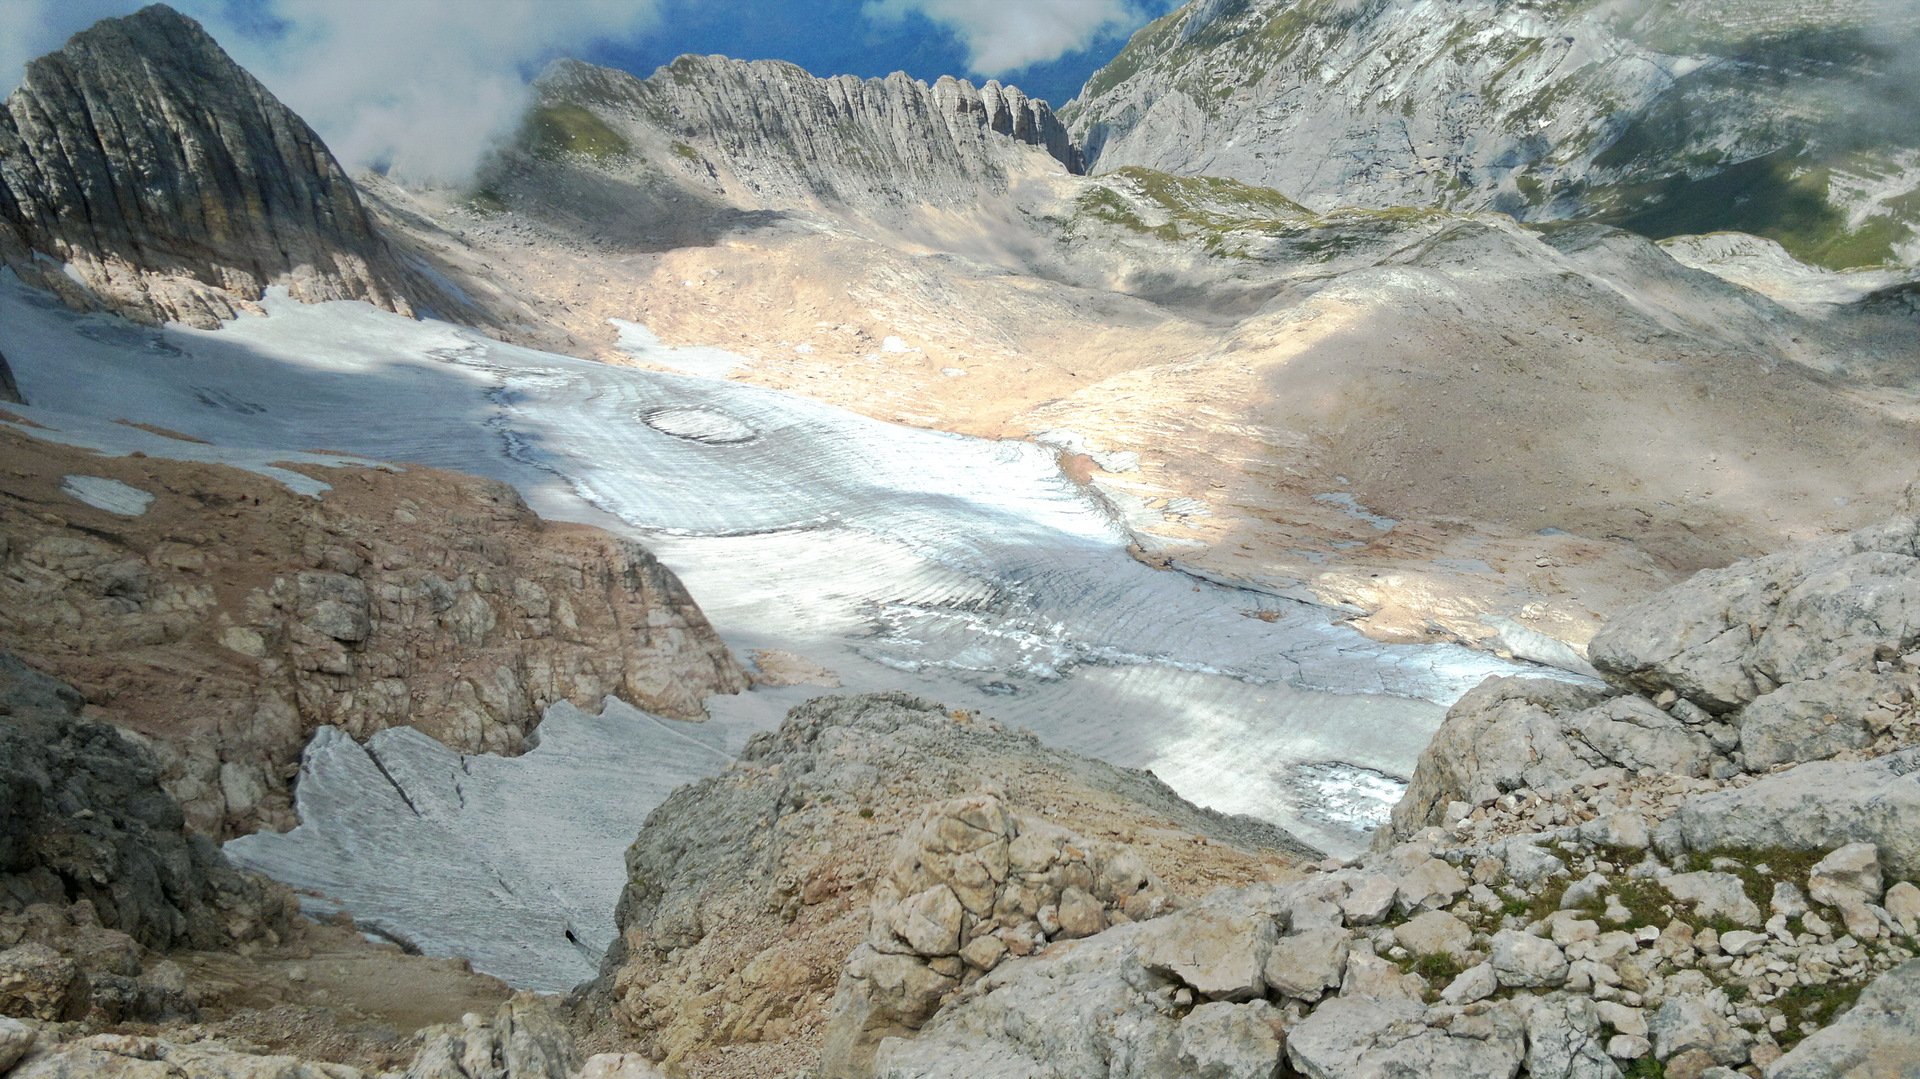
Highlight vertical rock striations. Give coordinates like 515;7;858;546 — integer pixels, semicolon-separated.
0;4;421;327
533;55;1082;210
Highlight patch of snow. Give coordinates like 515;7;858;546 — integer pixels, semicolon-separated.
608;317;746;377
60;475;154;516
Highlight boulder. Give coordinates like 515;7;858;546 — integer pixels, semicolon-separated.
1388;677;1710;841
1286;995;1525;1079
1768;959;1920;1077
1590;517;1920;713
1649;996;1748;1066
402;996;578;1079
0;943;87;1022
1395;911;1472;963
1657;750;1920;878
1491;930;1568;988
1659;873;1763;927
1735;671;1893;770
1262;927;1348;1002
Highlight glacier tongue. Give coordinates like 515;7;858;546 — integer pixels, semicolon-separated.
1;281;1532;990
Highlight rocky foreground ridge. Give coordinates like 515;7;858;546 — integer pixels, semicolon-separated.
0;427;747;837
3;512;1920;1077
0;5;436;328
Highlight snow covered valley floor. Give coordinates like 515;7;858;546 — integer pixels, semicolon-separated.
1;282;1530;990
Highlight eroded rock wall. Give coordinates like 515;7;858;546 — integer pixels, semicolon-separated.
0;428;746;836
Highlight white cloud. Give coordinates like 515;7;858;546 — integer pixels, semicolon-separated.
1;0;661;185
864;0;1148;77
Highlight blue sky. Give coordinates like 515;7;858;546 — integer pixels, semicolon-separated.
3;0;1180;181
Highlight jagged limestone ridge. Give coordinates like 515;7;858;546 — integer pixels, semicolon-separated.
527;54;1083;209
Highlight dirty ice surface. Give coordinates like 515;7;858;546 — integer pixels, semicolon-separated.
2;281;1527;990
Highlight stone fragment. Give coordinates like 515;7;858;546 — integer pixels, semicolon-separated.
1340;874;1396;925
1808;843;1884;907
1659;872;1762;927
1768;958;1920;1078
1490;930;1568;988
1394;910;1472;963
1262;928;1348;1002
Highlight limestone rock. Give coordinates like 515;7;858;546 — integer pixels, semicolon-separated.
590;693;1302;1077
1768;959;1920;1077
0;654;289;953
8;1032;367;1078
1649;996;1748;1066
1657;750;1920;878
1736;671;1893;770
1068;0;1920;265
829;790;1176;1065
1491;930;1569;989
1263;927;1348;1002
1286;994;1525;1079
1808;844;1884;907
532;56;1080;216
1591;517;1920;713
401;995;578;1079
0;432;747;837
1520;995;1621;1079
1388;677;1710;841
0;943;87;1022
1176;999;1287;1079
0;5;430;329
1395;911;1472;964
1659;873;1763;928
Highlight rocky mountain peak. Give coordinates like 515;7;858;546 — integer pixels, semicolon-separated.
0;3;423;327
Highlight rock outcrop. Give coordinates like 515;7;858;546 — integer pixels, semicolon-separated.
1067;0;1920;269
584;691;1308;1078
0;427;747;835
0;653;290;954
0;351;20;405
0;4;426;327
523;55;1080;211
816;516;1920;1076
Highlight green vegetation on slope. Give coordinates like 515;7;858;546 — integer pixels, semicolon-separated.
519;103;631;162
1601;149;1913;270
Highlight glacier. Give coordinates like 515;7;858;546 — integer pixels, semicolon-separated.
0;278;1531;991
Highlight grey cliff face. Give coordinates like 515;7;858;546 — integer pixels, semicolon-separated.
533;55;1082;209
1068;0;1920;269
0;4;419;327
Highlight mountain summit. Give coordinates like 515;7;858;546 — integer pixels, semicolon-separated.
0;4;421;326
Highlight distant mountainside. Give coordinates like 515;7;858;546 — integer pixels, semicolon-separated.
0;4;431;327
517;55;1081;212
1067;0;1920;269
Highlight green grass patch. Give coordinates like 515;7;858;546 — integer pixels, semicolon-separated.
519;103;631;162
671;141;702;163
1774;979;1865;1046
465;187;509;215
1684;847;1826;911
1598;148;1908;270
